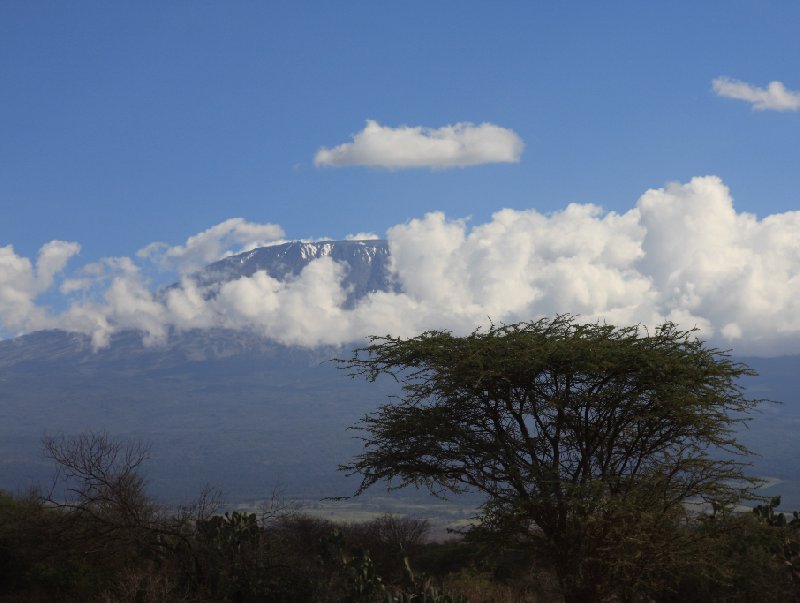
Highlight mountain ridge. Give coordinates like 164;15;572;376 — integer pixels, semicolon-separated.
190;239;397;308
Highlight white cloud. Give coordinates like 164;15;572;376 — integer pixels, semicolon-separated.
0;241;80;334
314;120;524;169
345;232;380;241
213;257;353;346
3;176;800;355
713;77;800;111
54;256;168;348
137;218;285;274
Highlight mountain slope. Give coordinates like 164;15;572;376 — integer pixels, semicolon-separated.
0;240;799;508
192;239;396;306
0;328;386;502
0;240;398;502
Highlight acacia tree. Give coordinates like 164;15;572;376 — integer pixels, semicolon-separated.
340;316;765;601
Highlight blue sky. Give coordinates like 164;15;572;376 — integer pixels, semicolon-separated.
2;2;798;258
1;2;800;353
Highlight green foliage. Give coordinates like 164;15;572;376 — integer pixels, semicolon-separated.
753;496;800;528
340;316;768;601
751;496;800;584
5;485;800;602
651;505;800;602
343;546;387;602
194;511;271;599
0;488;135;602
321;525;470;603
389;554;470;603
344;513;430;582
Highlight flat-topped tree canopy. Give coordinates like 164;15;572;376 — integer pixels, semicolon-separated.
339;315;767;601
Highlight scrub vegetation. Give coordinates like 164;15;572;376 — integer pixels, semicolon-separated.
1;317;799;601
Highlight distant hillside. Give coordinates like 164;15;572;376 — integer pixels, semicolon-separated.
0;327;388;503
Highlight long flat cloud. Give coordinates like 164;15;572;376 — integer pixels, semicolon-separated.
713;77;800;111
314;120;524;168
2;176;800;355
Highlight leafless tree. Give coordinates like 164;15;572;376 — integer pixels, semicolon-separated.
41;432;191;560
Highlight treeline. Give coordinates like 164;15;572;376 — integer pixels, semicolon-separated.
0;433;527;602
0;434;799;602
1;487;800;602
0;487;478;602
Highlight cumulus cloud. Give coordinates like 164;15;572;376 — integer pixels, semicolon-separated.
137;218;285;274
314;120;524;169
713;77;800;111
2;177;800;355
0;241;80;333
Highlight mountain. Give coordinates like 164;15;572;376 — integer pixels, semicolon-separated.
191;239;397;306
0;240;799;509
0;327;391;504
0;240;398;504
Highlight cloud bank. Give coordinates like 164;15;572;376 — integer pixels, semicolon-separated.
2;176;800;355
314;120;524;169
713;77;800;111
137;218;285;274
